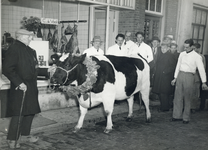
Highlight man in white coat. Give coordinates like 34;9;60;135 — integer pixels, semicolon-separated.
83;36;104;56
106;34;128;56
123;31;136;55
129;31;153;63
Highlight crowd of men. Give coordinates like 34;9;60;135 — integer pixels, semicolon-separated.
83;32;208;125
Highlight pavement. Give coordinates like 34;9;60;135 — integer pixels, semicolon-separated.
0;99;160;149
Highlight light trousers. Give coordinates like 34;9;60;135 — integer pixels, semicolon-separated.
173;71;195;121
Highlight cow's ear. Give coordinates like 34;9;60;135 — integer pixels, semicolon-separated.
51;54;60;64
80;53;87;62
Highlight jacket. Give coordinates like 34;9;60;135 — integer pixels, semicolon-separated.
3;40;41;117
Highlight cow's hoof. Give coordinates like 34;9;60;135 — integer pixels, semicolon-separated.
126;117;133;122
146;118;152;123
73;127;81;133
104;128;112;134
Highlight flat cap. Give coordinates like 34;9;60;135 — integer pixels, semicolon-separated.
15;29;34;36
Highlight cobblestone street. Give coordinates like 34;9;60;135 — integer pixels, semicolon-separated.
1;104;208;150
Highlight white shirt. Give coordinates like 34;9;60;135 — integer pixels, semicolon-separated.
128;42;153;63
83;46;104;56
174;50;207;83
123;40;137;56
106;44;128;56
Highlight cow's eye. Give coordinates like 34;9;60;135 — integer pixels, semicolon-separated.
65;64;69;67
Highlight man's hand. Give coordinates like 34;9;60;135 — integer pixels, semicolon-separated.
202;83;208;90
171;78;176;86
18;83;27;91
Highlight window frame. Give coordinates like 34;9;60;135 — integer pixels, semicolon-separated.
191;6;208;54
145;0;163;15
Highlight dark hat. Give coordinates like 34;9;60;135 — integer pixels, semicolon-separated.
90;36;103;43
170;43;178;47
161;41;170;46
15;29;34;36
151;36;161;42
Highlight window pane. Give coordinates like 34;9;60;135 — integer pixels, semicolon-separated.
192;8;196;23
152;20;159;36
196;9;202;24
198;26;204;39
156;0;162;12
193;26;199;39
150;0;155;11
146;0;149;10
144;19;150;39
201;11;207;25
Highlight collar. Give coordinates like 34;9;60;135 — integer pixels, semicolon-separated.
136;42;143;46
186;49;194;54
93;46;100;51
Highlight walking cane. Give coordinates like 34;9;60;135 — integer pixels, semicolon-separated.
15;90;26;149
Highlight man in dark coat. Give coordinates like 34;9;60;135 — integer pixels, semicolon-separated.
199;54;208;110
149;36;161;87
3;29;41;149
152;42;176;111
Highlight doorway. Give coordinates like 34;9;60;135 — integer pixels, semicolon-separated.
144;15;161;42
90;6;119;52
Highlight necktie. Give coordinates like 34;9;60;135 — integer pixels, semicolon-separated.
119;47;121;50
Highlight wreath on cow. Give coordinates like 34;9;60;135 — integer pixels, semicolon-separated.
60;56;100;100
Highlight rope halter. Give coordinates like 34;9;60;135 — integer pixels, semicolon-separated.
55;64;78;85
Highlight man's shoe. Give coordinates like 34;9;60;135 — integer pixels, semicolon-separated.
7;140;21;149
170;118;183;122
183;120;189;124
20;135;39;143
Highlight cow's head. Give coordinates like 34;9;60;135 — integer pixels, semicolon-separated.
49;53;86;86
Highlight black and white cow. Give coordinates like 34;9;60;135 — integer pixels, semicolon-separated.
50;53;151;133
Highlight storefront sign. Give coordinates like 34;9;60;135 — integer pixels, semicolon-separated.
29;41;49;68
41;18;58;25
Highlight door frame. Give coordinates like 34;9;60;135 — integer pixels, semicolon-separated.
89;5;118;53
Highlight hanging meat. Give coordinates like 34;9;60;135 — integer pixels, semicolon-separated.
47;28;53;49
51;29;59;53
42;25;47;41
37;26;42;38
60;23;68;53
64;24;74;35
65;24;80;54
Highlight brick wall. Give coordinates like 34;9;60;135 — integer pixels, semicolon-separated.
164;0;179;40
118;0;146;42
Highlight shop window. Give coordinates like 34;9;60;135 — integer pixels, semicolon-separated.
146;0;163;14
192;7;208;53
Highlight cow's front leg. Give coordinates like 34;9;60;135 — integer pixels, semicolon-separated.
126;96;134;122
103;100;114;134
73;104;88;133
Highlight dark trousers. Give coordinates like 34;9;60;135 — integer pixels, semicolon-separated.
7;114;35;140
159;94;170;111
200;91;208;110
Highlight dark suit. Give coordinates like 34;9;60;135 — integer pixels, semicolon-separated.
3;40;41;140
200;55;208;110
149;46;161;87
152;50;176;111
